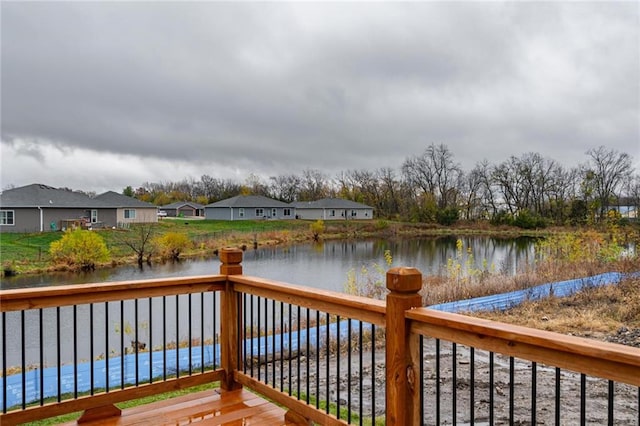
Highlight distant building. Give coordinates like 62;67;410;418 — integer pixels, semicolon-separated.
0;184;157;233
205;195;294;221
291;198;373;220
159;201;205;217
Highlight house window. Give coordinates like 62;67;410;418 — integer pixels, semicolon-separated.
255;208;264;217
124;209;136;219
91;210;98;223
0;210;14;226
283;208;291;217
272;208;277;218
239;208;245;218
351;210;357;217
330;210;335;217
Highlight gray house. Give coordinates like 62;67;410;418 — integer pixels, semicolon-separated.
291;198;374;220
159;201;205;217
0;184;157;233
94;191;159;226
205;195;294;221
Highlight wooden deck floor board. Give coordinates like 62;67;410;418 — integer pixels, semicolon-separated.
62;389;300;426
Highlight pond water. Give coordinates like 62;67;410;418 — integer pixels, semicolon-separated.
1;235;537;292
1;236;537;369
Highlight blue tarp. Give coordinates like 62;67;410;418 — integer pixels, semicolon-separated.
428;272;633;313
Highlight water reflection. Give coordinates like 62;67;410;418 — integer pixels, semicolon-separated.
1;236;538;292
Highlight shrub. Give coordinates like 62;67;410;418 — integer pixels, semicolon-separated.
436;207;459;226
49;229;110;270
155;232;191;260
490;210;513;226
512;209;546;229
310;219;325;241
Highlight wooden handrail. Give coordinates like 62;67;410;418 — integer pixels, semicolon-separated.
230;275;386;326
0;275;226;312
407;307;640;387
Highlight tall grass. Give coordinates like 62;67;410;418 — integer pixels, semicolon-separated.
346;230;639;307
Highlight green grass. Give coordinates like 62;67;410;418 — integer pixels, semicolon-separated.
1;219;310;275
290;391;385;426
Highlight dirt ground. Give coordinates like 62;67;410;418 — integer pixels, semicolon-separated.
254;277;640;425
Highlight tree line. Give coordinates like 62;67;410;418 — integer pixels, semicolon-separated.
125;145;638;227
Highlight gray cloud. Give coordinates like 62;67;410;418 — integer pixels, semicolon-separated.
1;2;638;191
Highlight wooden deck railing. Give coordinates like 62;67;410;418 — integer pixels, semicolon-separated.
1;248;639;425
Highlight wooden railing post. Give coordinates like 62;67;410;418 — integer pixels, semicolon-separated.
386;267;423;425
220;247;243;391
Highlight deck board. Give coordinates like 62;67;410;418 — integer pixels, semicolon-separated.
62;389;301;426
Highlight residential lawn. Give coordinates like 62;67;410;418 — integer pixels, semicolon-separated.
1;219;312;275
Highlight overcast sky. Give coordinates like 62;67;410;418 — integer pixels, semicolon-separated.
1;1;639;194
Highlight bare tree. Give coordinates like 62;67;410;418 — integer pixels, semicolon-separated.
114;224;157;266
299;169;330;201
402;143;462;210
269;174;302;202
586;146;633;219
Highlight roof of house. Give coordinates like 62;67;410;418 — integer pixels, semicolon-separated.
291;198;372;209
206;195;290;208
0;184;106;208
160;201;205;209
95;191;157;208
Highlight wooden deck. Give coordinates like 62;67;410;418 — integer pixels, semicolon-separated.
62;388;304;426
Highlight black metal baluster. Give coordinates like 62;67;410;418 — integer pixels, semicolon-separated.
325;312;330;414
555;367;561;425
120;301;124;388
359;321;363;426
175;295;179;378
289;304;293;396
420;336;424;426
280;302;285;392
90;303;94;394
257;296;261;381
371;324;376;424
149;297;154;381
336;316;341;418
264;297;268;384
73;306;78;398
316;310;320;409
306;307;310;405
452;342;457;425
347;318;352;424
163;296;167;381
532;362;537;425
489;351;494;426
272;299;276;387
135;299;139;385
2;312;6;413
580;373;586;426
188;293;192;376
607;380;613;426
57;306;61;402
21;310;26;409
470;346;475;425
250;295;254;377
509;356;514;424
297;305;301;400
105;302;110;391
436;339;441;425
39;309;44;406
